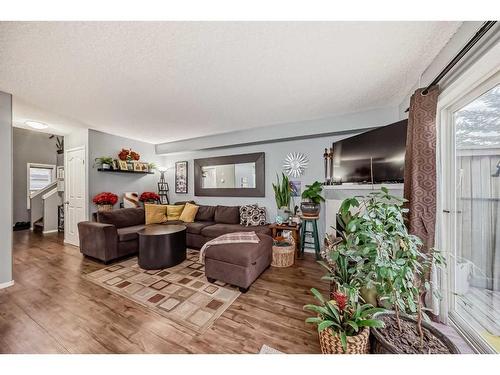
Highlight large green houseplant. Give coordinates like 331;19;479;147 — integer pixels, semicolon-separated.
272;173;291;220
325;187;458;354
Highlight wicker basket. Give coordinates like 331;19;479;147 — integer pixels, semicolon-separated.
97;204;113;212
271;243;295;267
318;326;370;354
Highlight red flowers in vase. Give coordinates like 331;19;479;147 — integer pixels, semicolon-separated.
93;192;118;206
118;148;140;161
139;192;160;203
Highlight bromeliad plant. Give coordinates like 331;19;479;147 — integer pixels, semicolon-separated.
304;288;385;352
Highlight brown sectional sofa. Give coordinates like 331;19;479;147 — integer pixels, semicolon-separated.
78;204;271;263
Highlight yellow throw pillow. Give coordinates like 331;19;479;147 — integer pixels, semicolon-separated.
145;204;168;225
179;202;199;223
166;205;185;221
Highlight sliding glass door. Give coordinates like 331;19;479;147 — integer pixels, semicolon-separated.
439;53;500;353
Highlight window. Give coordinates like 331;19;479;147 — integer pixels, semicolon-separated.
27;163;56;208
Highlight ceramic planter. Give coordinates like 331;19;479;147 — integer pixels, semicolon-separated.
301;202;320;217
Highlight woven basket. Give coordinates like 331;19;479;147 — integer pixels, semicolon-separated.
97;204;113;212
318;326;370;354
271;243;295;267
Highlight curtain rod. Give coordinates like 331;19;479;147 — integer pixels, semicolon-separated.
405;21;497;112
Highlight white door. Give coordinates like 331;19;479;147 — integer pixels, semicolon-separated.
65;146;86;246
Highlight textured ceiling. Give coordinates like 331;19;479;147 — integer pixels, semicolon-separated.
0;22;461;143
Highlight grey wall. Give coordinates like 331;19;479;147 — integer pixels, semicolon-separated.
88;129;162;214
162;132;363;242
12;127;59;223
0;91;13;286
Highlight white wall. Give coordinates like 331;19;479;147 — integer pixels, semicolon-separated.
0;91;13;286
12;127;59;223
88;129;162;215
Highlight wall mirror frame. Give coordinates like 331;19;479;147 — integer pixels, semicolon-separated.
194;152;265;197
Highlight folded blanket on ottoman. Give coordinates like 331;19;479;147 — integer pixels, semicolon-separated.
199;231;260;263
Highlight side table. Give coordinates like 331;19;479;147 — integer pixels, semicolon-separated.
269;222;302;258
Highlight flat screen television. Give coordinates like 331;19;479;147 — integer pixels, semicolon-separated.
332;120;407;184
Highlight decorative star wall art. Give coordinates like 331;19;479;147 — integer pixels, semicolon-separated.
283;152;309;178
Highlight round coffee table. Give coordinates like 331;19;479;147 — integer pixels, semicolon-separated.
137;224;187;270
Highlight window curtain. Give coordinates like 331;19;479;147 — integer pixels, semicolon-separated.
403;85;440;314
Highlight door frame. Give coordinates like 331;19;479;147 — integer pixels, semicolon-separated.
436;40;500;353
64;145;88;246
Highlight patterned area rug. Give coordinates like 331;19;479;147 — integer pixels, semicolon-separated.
84;250;240;334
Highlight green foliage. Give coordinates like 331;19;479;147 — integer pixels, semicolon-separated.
272;173;291;209
304;288;385;352
301;181;325;204
323;187;446;342
148;162;157;170
94;156;114;167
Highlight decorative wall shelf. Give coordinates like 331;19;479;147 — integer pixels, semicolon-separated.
97;168;154;175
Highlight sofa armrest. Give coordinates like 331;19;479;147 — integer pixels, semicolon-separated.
77;221;118;262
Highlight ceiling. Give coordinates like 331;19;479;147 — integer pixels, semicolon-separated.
0;22;461;143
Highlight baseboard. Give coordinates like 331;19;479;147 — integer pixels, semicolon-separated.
0;280;14;289
43;229;59;234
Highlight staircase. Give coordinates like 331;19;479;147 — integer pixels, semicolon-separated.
30;181;61;234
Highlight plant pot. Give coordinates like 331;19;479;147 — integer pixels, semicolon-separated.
370;311;460;354
319;326;370;354
101;163;111;170
301;202;320;217
277;207;290;221
97;204;113;212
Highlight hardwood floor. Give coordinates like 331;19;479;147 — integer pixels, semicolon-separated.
0;230;327;354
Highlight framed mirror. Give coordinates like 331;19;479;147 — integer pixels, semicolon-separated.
194;152;265;197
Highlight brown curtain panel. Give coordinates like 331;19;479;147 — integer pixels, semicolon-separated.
404;86;440;251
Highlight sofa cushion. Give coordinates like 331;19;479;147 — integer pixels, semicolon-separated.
200;223;271;238
184;221;215;235
214;205;240;224
116;225;145;241
97;208;145;228
239;204;257;225
195;205;216;221
166;205;184;221
204;233;272;267
179;202;199;223
145;204;167;224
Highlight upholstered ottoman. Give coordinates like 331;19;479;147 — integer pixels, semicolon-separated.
204;233;273;293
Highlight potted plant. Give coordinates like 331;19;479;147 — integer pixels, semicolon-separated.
301;181;325;217
148;162;157;172
139;192;160;204
330;187;458;354
94;156;114;170
272;173;291;221
92;192;118;212
304;288;385;354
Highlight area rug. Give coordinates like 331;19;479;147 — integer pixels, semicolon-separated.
84;250;240;334
259;344;284;354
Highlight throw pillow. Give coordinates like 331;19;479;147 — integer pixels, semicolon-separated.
145;204;168;225
246;206;267;226
239;204;258;225
179;202;199;223
166;204;185;221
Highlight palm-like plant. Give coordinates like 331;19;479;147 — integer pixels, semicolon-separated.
272;173;291;209
304;288;385;352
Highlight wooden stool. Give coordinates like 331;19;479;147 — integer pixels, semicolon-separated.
300;216;320;260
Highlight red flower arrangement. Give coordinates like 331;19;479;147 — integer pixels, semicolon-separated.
93;192;118;206
118;148;141;161
139;192;160;202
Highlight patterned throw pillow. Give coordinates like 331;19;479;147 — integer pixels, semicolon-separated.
239;204;257;225
245;206;267;227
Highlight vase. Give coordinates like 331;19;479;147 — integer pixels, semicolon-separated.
277;207;290;221
97;204;113;212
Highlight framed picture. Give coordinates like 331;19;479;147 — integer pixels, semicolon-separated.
133;162;142;172
141;163;149;172
289;180;301;197
118;160;128;171
175;161;188;194
112;159;119;170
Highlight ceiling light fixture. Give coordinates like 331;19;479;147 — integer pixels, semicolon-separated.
25;120;48;130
